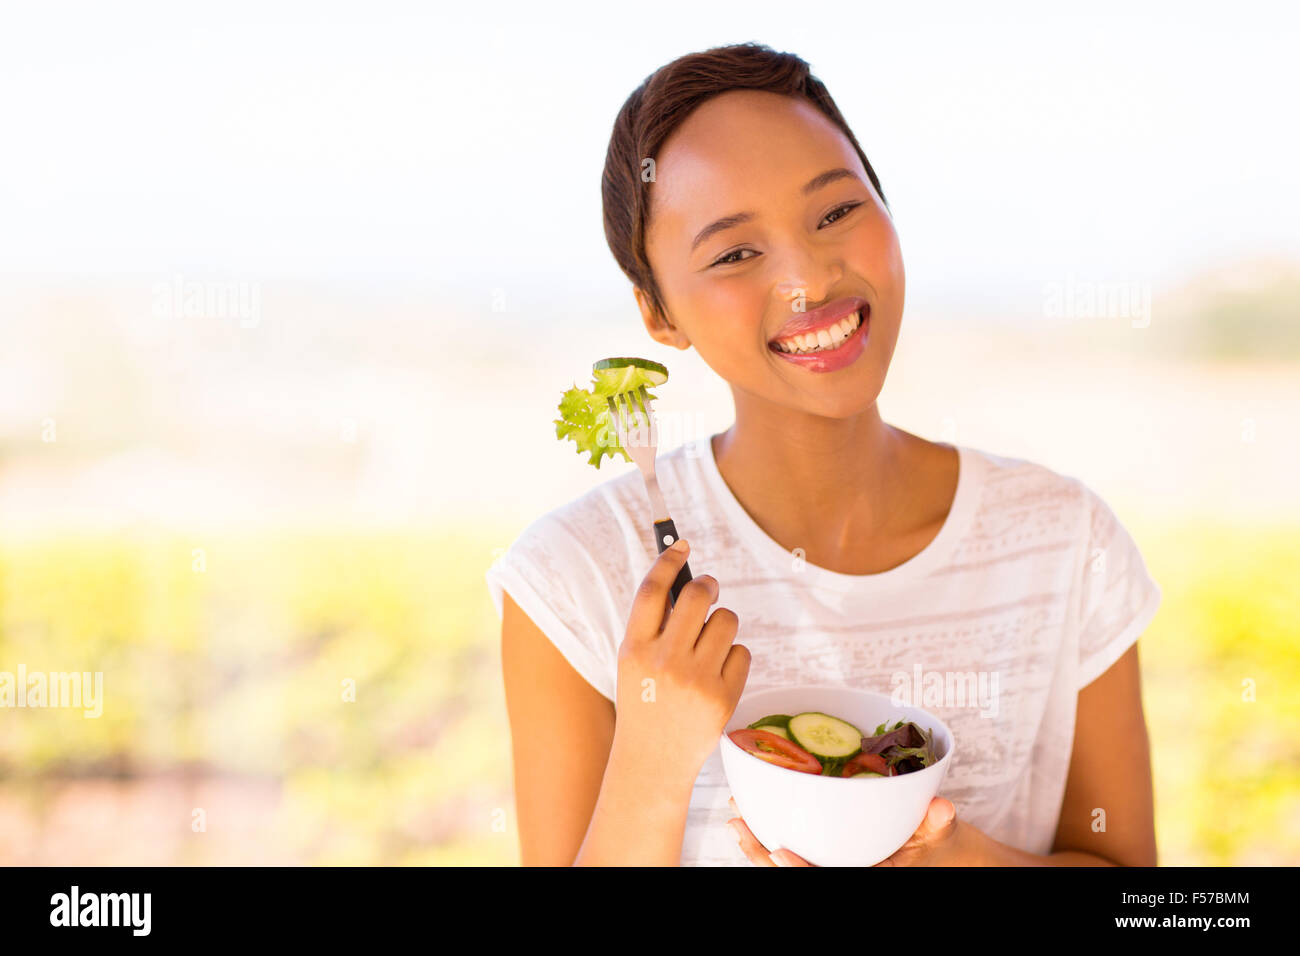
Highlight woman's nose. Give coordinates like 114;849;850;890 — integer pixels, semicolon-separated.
773;236;843;308
776;267;844;314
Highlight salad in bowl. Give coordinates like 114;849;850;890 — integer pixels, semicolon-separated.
719;684;955;867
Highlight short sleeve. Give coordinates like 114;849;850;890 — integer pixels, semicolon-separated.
1074;484;1162;690
485;508;621;702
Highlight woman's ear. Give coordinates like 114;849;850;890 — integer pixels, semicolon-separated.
634;287;690;350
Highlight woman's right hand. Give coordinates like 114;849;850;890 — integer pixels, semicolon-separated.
612;539;751;778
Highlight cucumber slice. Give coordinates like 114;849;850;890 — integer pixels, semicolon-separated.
747;714;792;732
845;770;884;778
752;724;790;741
592;357;669;392
788;712;864;760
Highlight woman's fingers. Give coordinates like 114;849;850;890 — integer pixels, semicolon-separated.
625;541;695;644
693;604;740;672
872;797;958;867
627;543;740;677
659;574;719;656
729;797;814;867
769;849;813;867
728;815;777;866
720;642;751;696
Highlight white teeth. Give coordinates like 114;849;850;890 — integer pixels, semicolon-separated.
773;309;863;354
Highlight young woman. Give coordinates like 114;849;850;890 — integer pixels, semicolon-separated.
486;43;1161;866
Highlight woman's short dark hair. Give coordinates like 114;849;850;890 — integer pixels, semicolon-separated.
601;42;888;324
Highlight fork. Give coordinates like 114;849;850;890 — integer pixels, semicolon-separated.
607;385;694;608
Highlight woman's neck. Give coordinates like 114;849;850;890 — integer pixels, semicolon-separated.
711;400;944;574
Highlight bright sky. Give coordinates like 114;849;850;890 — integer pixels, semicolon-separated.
2;0;1298;318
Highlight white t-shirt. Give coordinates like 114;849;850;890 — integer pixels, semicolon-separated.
485;437;1162;866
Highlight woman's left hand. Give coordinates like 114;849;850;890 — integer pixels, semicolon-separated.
727;795;984;866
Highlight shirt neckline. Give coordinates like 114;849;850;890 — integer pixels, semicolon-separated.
693;434;980;593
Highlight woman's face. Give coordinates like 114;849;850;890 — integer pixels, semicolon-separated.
640;90;904;420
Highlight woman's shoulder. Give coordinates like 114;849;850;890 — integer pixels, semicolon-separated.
960;443;1141;551
962;443;1090;508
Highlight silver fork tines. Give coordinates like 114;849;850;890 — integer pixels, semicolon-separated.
606;386;659;460
636;386;658;443
608;386;667;520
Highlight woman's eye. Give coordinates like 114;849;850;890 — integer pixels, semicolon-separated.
709;204;862;267
820;202;862;227
710;248;757;268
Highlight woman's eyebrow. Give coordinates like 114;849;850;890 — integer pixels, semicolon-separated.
688;167;860;252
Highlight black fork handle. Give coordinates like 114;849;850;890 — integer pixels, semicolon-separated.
653;517;694;608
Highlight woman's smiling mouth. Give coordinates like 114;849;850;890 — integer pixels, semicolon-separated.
767;299;871;372
771;308;864;354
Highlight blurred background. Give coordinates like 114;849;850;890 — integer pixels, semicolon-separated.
1;0;1298;864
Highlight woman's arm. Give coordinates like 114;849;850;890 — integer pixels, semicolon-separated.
501;591;617;866
501;592;701;866
1045;641;1158;866
948;642;1156;866
501;540;749;866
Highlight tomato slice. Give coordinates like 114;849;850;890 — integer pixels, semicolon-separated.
728;728;823;775
841;752;895;778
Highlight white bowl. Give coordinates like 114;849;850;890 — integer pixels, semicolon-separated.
719;684;955;867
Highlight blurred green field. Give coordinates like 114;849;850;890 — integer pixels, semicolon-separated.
1126;514;1300;865
0;525;522;865
0;516;1296;865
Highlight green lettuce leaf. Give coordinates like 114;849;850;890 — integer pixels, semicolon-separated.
554;367;662;469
